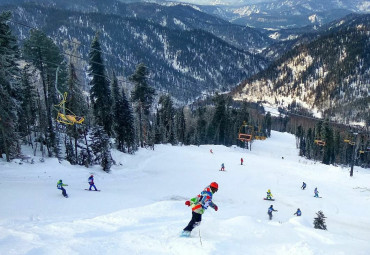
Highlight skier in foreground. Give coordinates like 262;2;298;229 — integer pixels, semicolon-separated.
57;179;68;198
182;182;219;237
88;175;98;191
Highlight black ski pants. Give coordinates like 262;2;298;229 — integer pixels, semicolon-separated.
184;211;202;232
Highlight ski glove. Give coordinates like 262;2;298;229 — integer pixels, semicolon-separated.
185;201;191;206
214;205;218;211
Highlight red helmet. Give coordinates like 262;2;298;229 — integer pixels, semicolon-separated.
210;182;218;189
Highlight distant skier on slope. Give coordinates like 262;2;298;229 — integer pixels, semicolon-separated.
265;189;273;200
182;182;219;237
314;187;320;198
220;163;225;171
88;175;98;191
268;205;278;220
241;158;244;165
301;182;306;190
294;208;302;216
57;179;68;198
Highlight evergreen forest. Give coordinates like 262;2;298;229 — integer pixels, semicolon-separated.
0;11;369;172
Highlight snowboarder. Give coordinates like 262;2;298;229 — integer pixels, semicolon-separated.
57;179;68;198
266;189;273;200
314;187;319;198
268;205;278;220
220;163;225;171
294;208;302;216
241;158;244;165
88;175;98;191
301;182;306;190
182;182;219;237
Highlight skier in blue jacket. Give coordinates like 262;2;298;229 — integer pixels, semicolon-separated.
294;208;302;216
314;187;319;198
268;205;278;220
301;182;306;190
88;175;98;191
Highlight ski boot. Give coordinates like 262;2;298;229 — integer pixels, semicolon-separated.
180;230;191;237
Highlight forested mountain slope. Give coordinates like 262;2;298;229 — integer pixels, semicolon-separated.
2;1;269;102
232;14;370;124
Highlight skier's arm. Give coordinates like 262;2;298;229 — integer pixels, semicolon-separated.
209;201;218;211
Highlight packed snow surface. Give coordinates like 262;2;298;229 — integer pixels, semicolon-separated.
1;131;369;255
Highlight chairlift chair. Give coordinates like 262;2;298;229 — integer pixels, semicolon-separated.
314;139;326;146
238;121;254;142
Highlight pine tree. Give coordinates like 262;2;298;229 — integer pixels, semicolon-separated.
65;63;87;164
322;121;334;165
65;138;76;165
157;94;176;144
210;94;227;145
23;29;67;157
88;33;113;136
175;107;186;145
154;111;163;144
0;11;21;161
78;128;93;167
18;65;38;146
313;210;327;230
90;126;112;172
305;127;314;159
265;112;272;138
196;107;208;145
112;73;136;153
130;63;155;148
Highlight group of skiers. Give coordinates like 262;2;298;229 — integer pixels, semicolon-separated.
56;175;98;198
301;181;320;197
264;182;320;220
219;157;244;171
181;179;321;236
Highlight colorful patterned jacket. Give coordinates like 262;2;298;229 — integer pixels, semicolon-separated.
188;186;217;214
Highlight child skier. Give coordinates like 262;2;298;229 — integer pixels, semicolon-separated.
241;158;244;165
314;187;319;198
301;182;306;190
88;175;98;191
57;179;68;198
182;182;219;237
268;205;278;220
294;208;302;216
266;189;273;200
220;163;225;171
